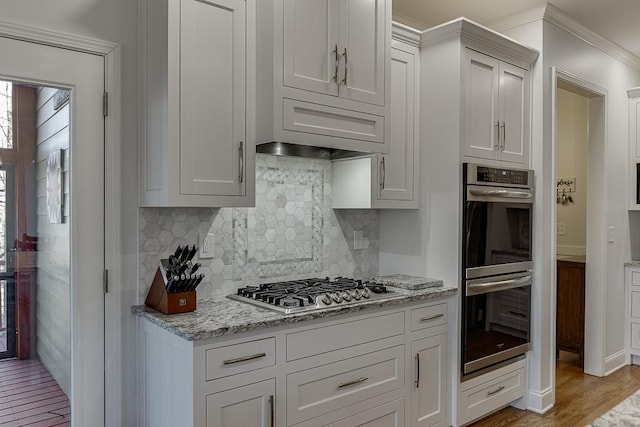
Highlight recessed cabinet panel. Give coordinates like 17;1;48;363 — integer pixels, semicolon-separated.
206;379;274;427
500;63;527;163
339;0;386;105
412;334;446;427
180;0;245;196
283;0;339;96
378;45;414;202
465;50;500;159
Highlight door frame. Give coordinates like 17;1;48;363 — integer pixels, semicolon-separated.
550;67;608;383
0;21;123;427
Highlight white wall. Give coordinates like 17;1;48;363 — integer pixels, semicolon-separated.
556;88;588;255
35;87;71;397
0;2;139;425
497;7;640;412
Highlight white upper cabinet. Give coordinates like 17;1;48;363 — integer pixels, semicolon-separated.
257;0;391;153
463;48;530;165
140;0;255;207
332;27;420;209
628;88;640;210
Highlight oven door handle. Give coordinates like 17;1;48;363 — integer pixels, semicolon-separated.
466;275;532;296
468;188;533;200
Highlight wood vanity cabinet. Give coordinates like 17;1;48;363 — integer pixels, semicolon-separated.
556;258;585;366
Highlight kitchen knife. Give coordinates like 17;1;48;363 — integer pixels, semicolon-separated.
189;262;201;275
173;244;185;258
186;244;199;261
179;245;191;262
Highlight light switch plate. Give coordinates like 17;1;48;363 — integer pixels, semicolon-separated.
608;226;615;243
556;223;566;236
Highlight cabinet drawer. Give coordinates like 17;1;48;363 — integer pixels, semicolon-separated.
411;304;447;332
459;367;525;425
287;311;405;361
632;288;640;318
283;98;385;143
631;323;640;350
286;345;405;425
326;398;404;427
204;337;276;381
632;270;640;286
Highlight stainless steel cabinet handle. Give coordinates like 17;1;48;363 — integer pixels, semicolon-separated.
239;141;244;184
380;157;386;189
332;44;339;86
341;47;348;86
415;353;420;388
500;122;506;151
420;313;444;322
269;395;274;427
338;376;368;388
495;121;500;150
223;352;266;365
487;386;505;396
467;275;532;295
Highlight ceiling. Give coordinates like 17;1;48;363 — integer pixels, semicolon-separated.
392;0;640;59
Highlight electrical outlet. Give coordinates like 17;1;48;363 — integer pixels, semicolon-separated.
556;223;566;236
608;226;615;243
200;233;214;259
353;231;364;250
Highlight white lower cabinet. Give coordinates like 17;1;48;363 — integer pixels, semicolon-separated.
625;265;640;360
457;358;526;426
412;334;447;427
206;379;275;427
138;298;453;427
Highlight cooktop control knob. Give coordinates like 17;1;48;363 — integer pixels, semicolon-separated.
352;290;362;300
321;294;332;305
342;291;352;302
362;289;370;299
332;293;343;303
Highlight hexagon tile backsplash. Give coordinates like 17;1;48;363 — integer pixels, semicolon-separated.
138;154;379;301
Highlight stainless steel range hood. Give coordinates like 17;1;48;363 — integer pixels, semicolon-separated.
256;142;371;160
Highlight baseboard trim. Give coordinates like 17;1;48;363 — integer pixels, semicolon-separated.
604;350;627;375
556;244;586;256
527;387;554;414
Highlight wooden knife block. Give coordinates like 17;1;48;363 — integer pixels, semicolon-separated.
145;262;197;315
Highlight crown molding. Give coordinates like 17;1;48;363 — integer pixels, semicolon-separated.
628;87;640;98
421;17;539;65
543;3;640;71
484;5;546;34
391;10;429;32
392;21;422;47
0;19;117;54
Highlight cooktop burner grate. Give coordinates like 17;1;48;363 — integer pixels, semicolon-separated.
227;277;398;314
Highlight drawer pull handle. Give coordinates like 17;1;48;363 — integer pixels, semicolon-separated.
487;386;505;396
338;376;368;389
223;352;267;365
509;310;527;318
420;313;444;322
416;353;420;388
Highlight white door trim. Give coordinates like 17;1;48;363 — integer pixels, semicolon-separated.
551;67;608;380
0;19;123;427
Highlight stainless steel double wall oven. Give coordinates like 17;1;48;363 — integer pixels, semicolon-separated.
461;163;534;378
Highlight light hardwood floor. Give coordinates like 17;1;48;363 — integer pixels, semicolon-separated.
470;352;640;426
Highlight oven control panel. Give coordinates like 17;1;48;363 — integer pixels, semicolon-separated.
467;164;533;188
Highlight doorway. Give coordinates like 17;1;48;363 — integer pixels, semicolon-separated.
552;70;607;383
0;36;105;425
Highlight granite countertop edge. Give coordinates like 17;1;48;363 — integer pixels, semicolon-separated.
132;286;458;341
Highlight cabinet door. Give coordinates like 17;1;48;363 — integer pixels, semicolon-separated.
376;42;417;204
464;49;500;161
338;0;387;105
283;0;340;96
412;334;447;427
206;379;275;427
499;62;529;164
180;0;245;196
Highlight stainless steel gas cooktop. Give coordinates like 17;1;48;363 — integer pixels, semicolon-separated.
227;277;400;314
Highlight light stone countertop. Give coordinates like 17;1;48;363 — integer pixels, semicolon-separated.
132;285;458;341
625;260;640;267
